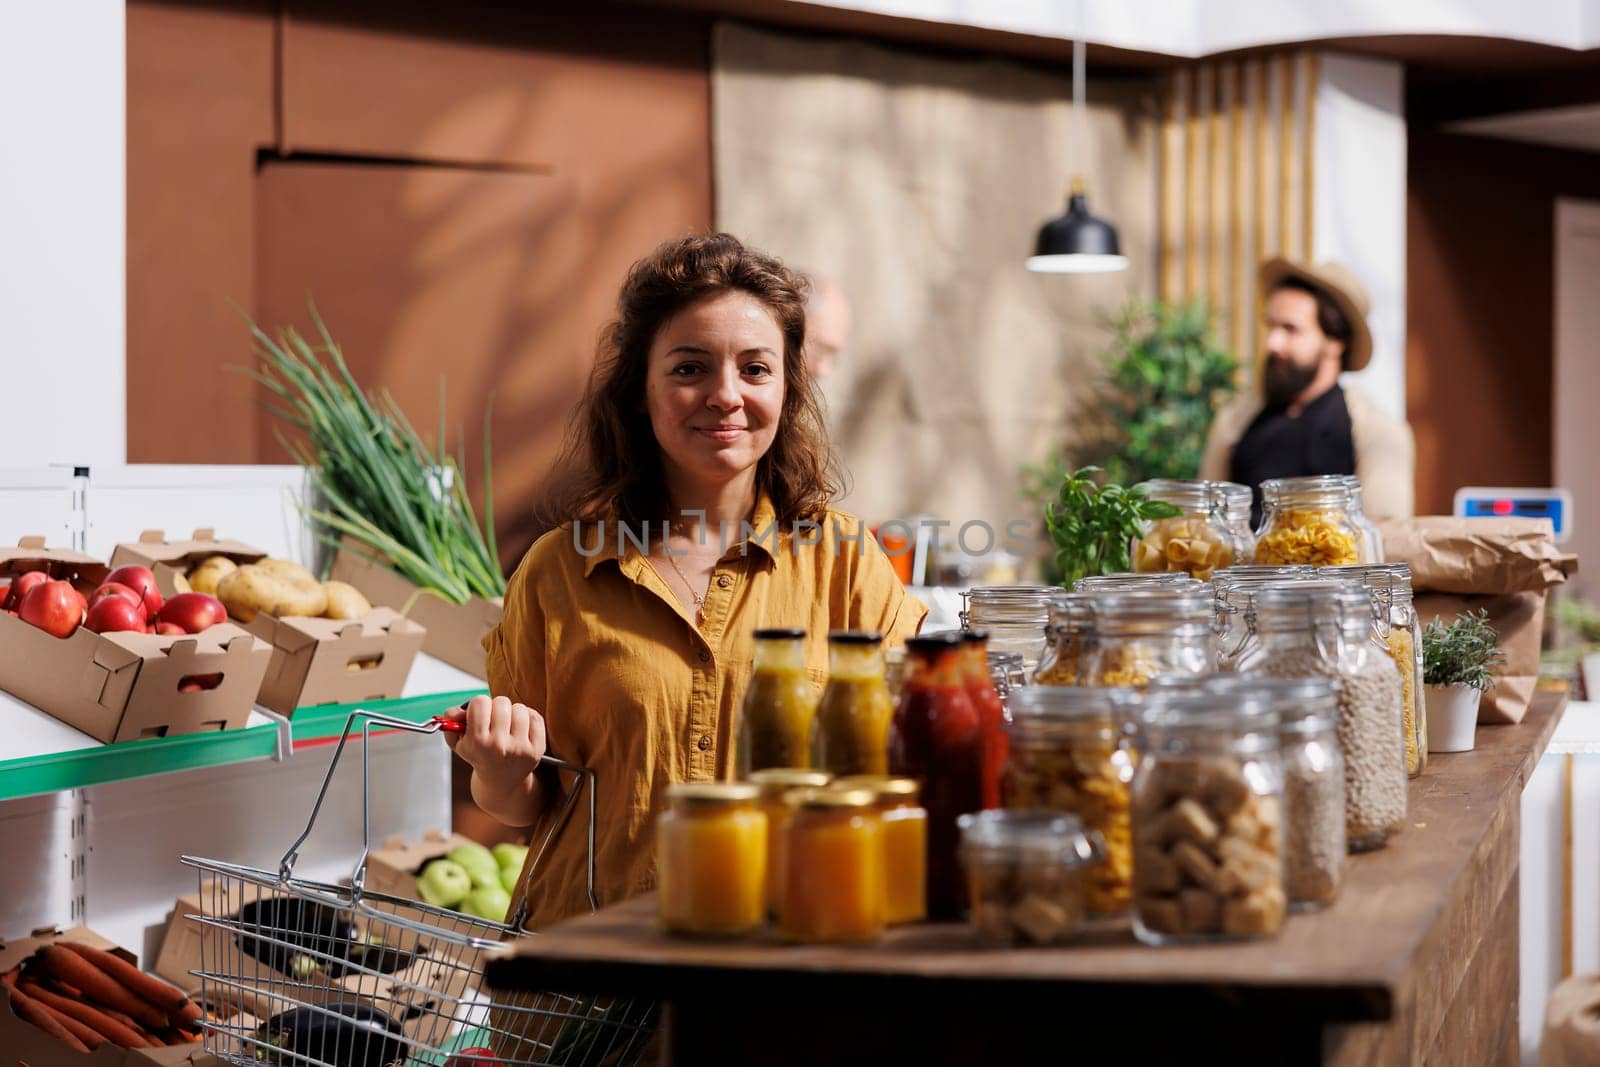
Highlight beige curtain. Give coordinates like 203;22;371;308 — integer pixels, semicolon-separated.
712;23;1158;537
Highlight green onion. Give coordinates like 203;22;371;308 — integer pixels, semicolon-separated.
243;303;506;603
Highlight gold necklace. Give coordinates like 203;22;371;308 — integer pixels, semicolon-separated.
662;549;705;607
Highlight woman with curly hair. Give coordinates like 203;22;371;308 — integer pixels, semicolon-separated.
448;233;925;931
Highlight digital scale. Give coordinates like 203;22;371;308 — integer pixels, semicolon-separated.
1452;487;1573;543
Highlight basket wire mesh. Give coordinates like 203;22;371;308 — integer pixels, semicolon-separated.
180;710;658;1066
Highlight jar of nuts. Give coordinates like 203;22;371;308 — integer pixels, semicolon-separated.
1002;685;1139;915
1130;688;1287;944
1132;479;1255;581
1077;588;1216;690
958;809;1105;945
1241;582;1407;852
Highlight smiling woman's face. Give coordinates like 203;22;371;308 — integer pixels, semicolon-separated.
645;290;786;493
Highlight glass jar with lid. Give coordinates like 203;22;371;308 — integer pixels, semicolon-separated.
1325;563;1425;777
657;783;767;936
738;628;819;776
1254;476;1370;567
1220;481;1258;564
1078;588;1216;689
960;585;1053;673
958;810;1104;945
1238;582;1406;851
1211;566;1315;669
780;787;886;943
812;631;894;777
1339;476;1385;564
1035;592;1092;685
987;651;1028;702
1073;572;1205;593
1144;675;1345;909
748;768;832;920
832;775;927;924
1003;685;1138;915
1130;688;1286;944
1132;479;1254;581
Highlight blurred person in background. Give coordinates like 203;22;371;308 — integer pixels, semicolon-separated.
801;271;852;380
1201;257;1414;523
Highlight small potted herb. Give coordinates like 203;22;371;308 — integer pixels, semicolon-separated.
1044;466;1180;587
1421;610;1506;753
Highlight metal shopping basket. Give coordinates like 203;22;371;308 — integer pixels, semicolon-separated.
181;710;658;1067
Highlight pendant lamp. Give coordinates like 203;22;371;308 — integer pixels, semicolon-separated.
1026;37;1128;274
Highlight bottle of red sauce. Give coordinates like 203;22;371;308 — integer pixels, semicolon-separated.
959;629;1008;810
891;632;983;920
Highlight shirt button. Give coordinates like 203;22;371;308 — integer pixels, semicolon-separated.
697;734;712;751
697;649;710;664
716;574;732;589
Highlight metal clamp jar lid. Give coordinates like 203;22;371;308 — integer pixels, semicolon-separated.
957;809;1105;867
1074;572;1206;593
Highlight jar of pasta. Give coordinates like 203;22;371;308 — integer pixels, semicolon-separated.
1254;476;1370;567
960;585;1054;673
1003;685;1138;915
779;787;887;943
1339;476;1385;564
748;768;832;920
832;775;927;924
1132;479;1252;581
1131;688;1287;944
1078;588;1216;689
657;783;768;936
1325;563;1426;777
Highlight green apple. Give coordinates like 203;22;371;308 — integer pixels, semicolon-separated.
447;843;501;890
492;842;528;873
416;859;472;909
499;864;521;895
461;883;511;923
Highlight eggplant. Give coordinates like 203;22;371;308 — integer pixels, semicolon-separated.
254;1001;409;1067
234;899;420;979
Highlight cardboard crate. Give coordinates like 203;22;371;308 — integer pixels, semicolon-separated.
155;879;481;1047
114;531;427;716
364;829;481;904
0;924;228;1067
0;539;270;743
330;543;502;679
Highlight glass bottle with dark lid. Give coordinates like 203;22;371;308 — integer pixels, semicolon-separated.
812;631;893;777
738;627;818;776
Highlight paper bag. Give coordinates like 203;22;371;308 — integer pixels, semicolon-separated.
1377;517;1577;724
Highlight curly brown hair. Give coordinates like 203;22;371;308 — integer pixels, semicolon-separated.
549;233;841;529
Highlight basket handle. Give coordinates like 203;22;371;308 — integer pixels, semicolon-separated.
273;708;600;923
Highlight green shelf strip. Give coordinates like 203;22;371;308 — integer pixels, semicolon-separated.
0;718;283;803
288;688;488;745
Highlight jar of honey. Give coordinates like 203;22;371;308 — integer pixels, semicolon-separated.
780;787;887;943
656;783;767;936
748;768;832;919
833;775;927;924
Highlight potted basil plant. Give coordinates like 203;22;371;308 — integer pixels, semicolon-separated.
1421;610;1506;753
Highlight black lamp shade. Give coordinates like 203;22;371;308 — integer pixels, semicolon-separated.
1027;192;1129;274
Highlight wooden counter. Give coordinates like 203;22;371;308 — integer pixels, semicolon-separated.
485;691;1567;1066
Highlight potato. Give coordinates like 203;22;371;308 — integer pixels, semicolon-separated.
254;558;320;586
321;580;372;621
186;554;238;596
217;563;328;621
171;571;192;594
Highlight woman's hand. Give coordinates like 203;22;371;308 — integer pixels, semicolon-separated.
444;694;549;827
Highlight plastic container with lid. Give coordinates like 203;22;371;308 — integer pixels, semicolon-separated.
738;628;819;776
1077;587;1216;689
958;809;1105;945
812;631;894;777
779;787;887;943
1003;685;1138;915
1324;563;1426;777
1238;582;1406;851
832;775;927;924
1132;479;1256;580
1130;688;1286;944
1254;476;1372;567
657;783;768;936
959;585;1054;673
748;768;832;919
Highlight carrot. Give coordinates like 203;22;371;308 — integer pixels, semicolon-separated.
8;987;90;1052
56;941;189;1012
34;945;168;1031
19;979;152;1049
28;999;105;1050
170;996;203;1029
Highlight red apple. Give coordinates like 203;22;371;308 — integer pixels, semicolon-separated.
154;621;186;636
104;565;163;620
18;580;86;638
445;1049;503;1067
86;595;149;634
88;582;142;611
177;672;223;693
4;571;49;611
156;592;228;634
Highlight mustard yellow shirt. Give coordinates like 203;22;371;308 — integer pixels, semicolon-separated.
483;495;926;930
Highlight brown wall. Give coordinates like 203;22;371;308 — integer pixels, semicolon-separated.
128;0;713;564
1406;128;1600;514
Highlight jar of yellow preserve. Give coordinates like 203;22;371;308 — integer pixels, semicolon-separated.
748;768;832;919
780;787;887;943
813;631;895;777
738;628;819;775
657;783;767;936
832;775;927;924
